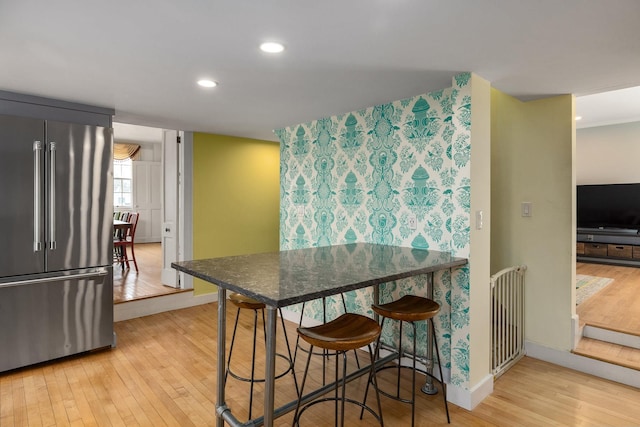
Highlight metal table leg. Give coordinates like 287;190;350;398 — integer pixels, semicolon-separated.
217;287;227;426
263;306;277;427
373;284;380;319
421;272;438;395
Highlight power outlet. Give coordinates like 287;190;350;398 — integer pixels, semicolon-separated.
297;206;305;221
408;214;417;230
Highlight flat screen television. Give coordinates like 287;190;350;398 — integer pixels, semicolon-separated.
577;183;640;230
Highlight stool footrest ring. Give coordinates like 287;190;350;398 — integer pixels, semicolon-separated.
293;397;383;426
227;352;294;383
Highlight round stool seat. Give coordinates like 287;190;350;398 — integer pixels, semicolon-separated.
294;313;384;426
372;295;439;322
294;295;364;385
297;313;381;351
229;292;266;310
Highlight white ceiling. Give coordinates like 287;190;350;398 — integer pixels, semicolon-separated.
576;86;640;129
2;1;640;142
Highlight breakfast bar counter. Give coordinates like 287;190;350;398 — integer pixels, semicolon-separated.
172;243;467;426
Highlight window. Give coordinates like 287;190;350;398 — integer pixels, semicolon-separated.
114;159;132;207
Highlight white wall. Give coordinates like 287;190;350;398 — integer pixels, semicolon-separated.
469;75;492;389
137;141;162;162
491;91;575;352
577;121;640;184
116;141;163;243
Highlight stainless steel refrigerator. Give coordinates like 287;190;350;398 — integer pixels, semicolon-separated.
0;114;114;372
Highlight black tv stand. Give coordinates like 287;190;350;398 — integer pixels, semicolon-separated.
577;227;640;267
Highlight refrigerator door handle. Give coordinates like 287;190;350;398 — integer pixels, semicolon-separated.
49;141;56;250
33;141;43;252
0;268;109;289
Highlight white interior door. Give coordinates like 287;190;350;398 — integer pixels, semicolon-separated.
161;130;180;287
132;161;162;243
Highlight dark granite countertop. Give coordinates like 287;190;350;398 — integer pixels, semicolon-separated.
172;243;467;308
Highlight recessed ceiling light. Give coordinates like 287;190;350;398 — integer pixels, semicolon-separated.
575;116;582;121
197;79;217;88
260;42;285;53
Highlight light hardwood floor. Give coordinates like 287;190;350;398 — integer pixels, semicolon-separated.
113;243;187;304
576;262;640;336
2;302;640;427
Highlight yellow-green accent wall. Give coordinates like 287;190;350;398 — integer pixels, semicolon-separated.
192;133;280;295
491;90;575;350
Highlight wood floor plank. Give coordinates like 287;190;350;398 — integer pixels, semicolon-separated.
10;375;27;427
0;374;15;427
117;345;190;427
61;360;98;426
38;367;63;427
110;351;167;426
31;372;53;427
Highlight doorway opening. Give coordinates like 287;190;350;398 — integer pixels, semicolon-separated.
574;87;640;368
111;123;188;303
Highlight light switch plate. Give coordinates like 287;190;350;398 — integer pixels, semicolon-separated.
522;202;532;217
476;210;483;229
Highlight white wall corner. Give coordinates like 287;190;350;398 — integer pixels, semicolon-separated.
180;131;194;290
572;314;583;349
447;374;493;410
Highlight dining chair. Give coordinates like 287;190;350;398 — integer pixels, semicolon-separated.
114;212;140;271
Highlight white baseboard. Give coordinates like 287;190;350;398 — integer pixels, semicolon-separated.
447;374;494;411
114;291;218;322
525;340;640;389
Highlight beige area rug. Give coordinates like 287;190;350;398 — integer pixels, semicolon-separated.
576;274;614;305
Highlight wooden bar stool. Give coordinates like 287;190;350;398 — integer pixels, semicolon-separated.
294;294;361;385
225;293;298;420
363;295;450;425
293;313;384;426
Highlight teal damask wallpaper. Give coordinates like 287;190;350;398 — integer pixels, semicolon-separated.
276;73;473;389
